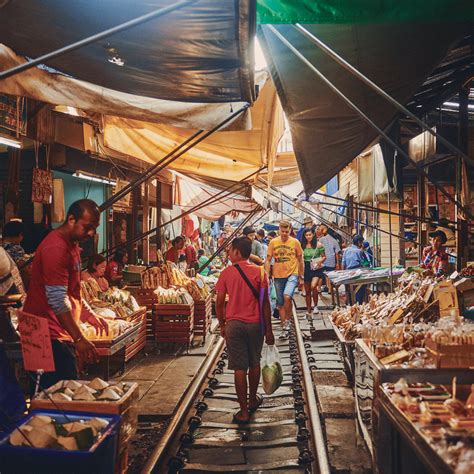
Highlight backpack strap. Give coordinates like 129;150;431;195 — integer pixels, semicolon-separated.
234;264;259;299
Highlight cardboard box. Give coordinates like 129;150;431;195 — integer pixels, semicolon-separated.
434;280;459;317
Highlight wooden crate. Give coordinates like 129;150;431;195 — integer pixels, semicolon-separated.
154;303;194;345
193;296;212;340
31;380;139;453
125;309;147;362
425;339;474;368
127;287;157;311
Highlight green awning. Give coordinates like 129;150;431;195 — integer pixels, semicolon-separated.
257;0;474;24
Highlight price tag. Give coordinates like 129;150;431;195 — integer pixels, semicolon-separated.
18;311;55;372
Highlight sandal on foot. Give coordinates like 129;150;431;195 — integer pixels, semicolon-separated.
249;394;263;413
232;410;250;424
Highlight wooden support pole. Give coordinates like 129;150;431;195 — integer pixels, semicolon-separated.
417;171;426;263
130;186;140;264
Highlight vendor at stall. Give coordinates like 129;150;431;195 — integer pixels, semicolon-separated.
421;230;448;277
82;254;109;292
165;236;185;264
105;249;128;285
23;199;109;392
342;234;366;304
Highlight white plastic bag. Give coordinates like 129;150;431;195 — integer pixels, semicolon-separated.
261;344;283;395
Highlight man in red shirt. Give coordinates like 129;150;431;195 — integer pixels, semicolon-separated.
216;237;274;424
23;199;108;391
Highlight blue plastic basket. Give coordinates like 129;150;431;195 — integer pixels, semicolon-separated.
0;409;120;474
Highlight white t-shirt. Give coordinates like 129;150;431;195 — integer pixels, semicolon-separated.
319;234;340;268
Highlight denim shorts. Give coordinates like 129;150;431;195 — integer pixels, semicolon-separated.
274;275;299;307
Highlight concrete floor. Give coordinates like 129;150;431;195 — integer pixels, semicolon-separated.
119;322;219;419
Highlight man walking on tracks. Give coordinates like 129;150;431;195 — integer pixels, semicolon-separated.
215;237;275;424
265;220;304;339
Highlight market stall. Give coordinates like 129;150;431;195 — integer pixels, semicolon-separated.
331;269;474;465
128;254;215;348
377;380;474;474
326;267;405;307
80;281;147;378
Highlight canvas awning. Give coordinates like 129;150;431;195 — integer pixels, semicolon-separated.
0;0;255;103
258;23;470;194
102;73;285;182
0;43;251;130
176;174;261;221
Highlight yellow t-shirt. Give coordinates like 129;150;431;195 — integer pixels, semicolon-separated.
268;236;302;278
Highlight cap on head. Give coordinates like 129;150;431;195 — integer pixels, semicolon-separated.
429;230;447;244
353;235;364;245
303;217;312;226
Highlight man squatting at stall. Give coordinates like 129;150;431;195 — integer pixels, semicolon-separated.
215;237;274;423
23;199;109;392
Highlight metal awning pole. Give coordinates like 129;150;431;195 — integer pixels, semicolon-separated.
0;0;196;81
100;167;264;258
313;192;459;229
293;24;474;169
253;181;353;238
321;204;457;260
266;25;473;220
100;104;249;211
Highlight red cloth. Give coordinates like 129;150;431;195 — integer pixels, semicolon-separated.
215;261;268;324
23;230;82;341
185;245;197;266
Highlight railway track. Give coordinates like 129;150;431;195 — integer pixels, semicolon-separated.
142;309;331;473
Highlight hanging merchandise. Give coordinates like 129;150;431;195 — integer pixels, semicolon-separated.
51;178;65;223
31;142;53;204
33;202;43;224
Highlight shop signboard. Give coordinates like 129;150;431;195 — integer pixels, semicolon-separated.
0;94;27;135
18;311;55;372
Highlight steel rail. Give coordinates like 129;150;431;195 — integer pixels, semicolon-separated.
292;306;331;474
265;25;473;220
100;103;250;211
293;24;474;169
0;0;197;81
141;336;225;474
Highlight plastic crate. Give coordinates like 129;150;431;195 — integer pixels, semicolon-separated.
0;410;120;474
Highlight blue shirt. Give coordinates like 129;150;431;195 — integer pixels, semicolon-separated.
342;245;365;269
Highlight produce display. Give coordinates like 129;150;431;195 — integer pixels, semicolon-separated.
460;265;474;278
332;273;439;341
382;379;474;472
81;280;140;320
141;262;211;303
80;318;133;341
154;287;194;305
8;413;110;451
36;378;132;402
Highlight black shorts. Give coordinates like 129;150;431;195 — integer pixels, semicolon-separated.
304;261;325;282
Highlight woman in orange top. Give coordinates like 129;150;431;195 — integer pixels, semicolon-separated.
82;254;109;292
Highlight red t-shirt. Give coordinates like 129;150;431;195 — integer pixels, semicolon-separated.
165;247;182;264
215;260;268;324
23;230;82;341
185;245;197;266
